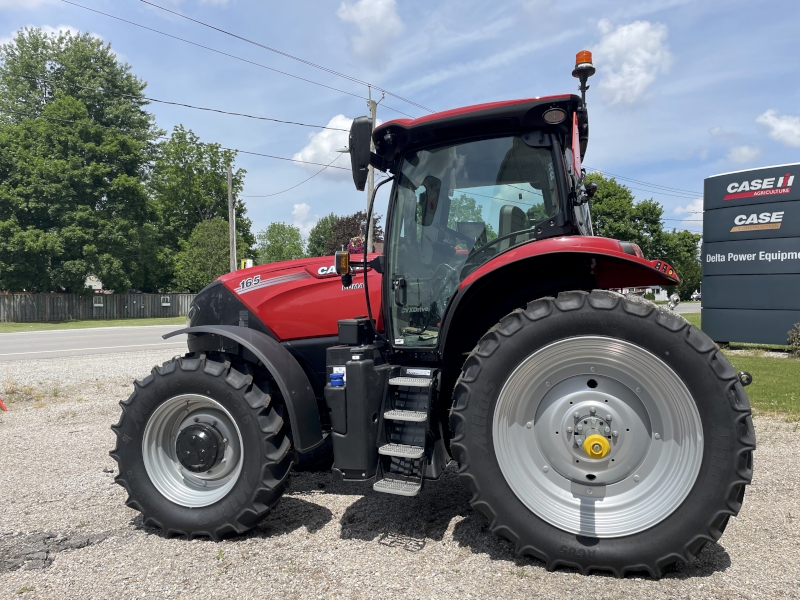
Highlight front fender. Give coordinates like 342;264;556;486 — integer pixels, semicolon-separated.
164;325;324;453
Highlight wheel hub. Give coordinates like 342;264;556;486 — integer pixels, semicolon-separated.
176;423;225;473
142;394;244;508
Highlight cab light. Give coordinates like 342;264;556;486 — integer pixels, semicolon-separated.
575;50;593;66
543;108;567;124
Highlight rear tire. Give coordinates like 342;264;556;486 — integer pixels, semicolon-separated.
449;290;755;577
111;352;293;540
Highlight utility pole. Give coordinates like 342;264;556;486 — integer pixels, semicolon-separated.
365;87;383;253
228;164;237;272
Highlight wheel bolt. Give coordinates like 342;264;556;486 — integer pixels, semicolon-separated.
605;415;612;422
573;412;580;420
589;407;596;415
526;422;532;429
654;433;661;440
592;443;601;453
576;424;584;432
612;431;619;437
567;426;573;433
604;427;610;434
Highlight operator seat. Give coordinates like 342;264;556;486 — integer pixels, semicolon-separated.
497;205;527;252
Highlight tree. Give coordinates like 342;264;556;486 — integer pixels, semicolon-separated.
447;194;497;241
174;217;246;292
306;213;338;257
0;28;161;292
255;222;305;264
585;173;702;298
324;210;383;256
662;229;702;301
585;173;666;258
150;126;254;264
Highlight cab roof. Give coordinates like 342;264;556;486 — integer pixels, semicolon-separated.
372;94;587;162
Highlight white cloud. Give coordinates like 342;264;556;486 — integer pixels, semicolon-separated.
337;0;404;67
726;145;762;164
708;126;737;143
673;197;703;231
292;203;318;238
756;109;800;148
293;115;353;181
592;19;672;104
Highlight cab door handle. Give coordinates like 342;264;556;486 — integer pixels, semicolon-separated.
393;277;406;307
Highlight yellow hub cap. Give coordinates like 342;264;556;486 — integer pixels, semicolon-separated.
583;434;610;459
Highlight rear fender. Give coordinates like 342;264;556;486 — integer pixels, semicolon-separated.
164;325;324;453
436;246;679;440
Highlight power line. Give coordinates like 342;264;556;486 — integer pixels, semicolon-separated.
0;107;351;170
585;166;700;196
242;154;345;198
139;0;435;114
0;69;348;131
58;0;415;118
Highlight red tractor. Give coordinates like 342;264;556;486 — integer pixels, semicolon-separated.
111;52;754;577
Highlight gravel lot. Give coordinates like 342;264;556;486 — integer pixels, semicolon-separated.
0;349;798;599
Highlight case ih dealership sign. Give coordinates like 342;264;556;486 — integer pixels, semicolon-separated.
702;162;800;344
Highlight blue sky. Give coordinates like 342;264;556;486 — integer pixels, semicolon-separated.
2;0;799;238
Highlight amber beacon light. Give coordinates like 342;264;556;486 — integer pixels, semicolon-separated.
572;50;596;106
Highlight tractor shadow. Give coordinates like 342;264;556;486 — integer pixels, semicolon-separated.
338;463;495;556
129;496;333;541
338;463;732;578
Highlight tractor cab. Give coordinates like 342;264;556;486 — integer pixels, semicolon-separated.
343;87;596;351
376;100;588;348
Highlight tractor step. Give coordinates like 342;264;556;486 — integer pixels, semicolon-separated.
373;474;422;497
378;443;425;459
384;409;427;422
388;377;432;388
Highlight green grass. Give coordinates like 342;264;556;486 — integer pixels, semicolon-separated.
680;312;799;419
683;313;701;328
0;316;186;333
726;354;800;420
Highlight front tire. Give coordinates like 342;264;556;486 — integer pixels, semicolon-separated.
449;290;755;577
111;353;293;540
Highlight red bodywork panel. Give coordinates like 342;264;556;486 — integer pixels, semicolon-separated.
217;255;383;342
216;240;676;342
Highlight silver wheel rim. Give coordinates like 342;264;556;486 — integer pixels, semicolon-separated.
492;336;703;538
142;394;244;508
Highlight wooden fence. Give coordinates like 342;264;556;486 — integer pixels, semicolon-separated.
0;293;196;322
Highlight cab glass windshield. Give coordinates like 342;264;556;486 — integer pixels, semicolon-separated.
388;135;560;348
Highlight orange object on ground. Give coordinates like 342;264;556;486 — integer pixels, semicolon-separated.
0;398;7;411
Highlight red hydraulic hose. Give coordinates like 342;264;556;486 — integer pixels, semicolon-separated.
0;398;7;411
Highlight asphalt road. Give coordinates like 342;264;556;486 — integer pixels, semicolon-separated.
0;325;187;362
674;301;701;314
0;302;702;363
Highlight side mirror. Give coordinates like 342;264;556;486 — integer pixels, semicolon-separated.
349;116;372;191
585;181;598;199
335;250;352;287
